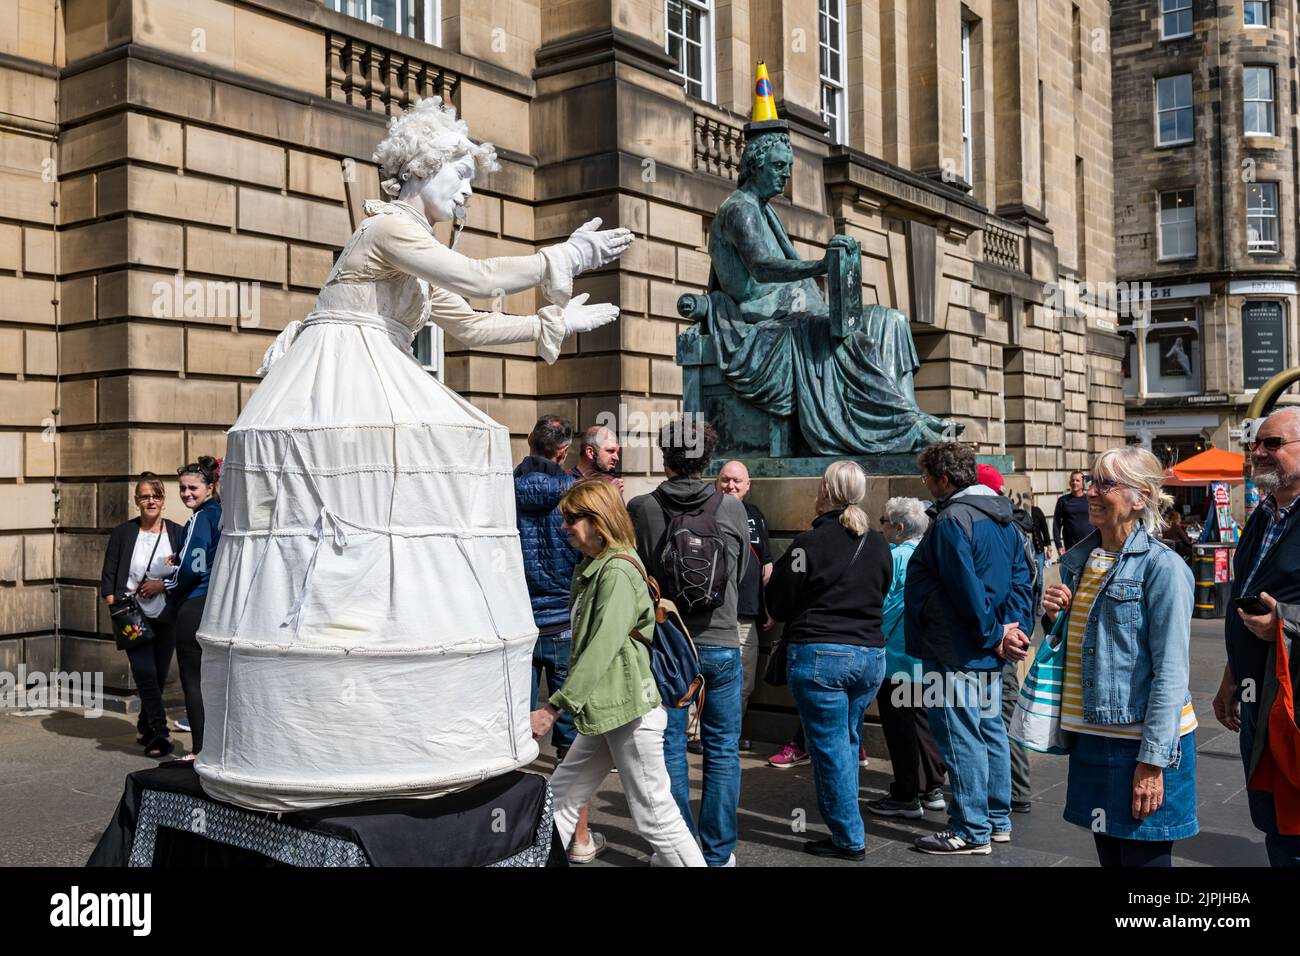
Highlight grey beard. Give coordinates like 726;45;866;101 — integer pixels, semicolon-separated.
1253;466;1300;495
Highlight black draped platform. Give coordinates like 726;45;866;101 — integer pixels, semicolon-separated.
87;763;565;867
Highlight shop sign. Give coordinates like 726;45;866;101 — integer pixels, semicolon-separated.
1241;300;1287;389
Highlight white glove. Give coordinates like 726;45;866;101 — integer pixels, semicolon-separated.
561;217;634;275
562;292;619;335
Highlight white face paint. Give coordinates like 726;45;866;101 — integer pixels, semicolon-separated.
406;156;476;224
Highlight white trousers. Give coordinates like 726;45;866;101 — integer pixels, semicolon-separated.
551;705;706;867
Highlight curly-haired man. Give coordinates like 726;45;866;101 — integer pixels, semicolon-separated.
627;416;750;866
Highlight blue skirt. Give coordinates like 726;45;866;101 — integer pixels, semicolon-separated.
1062;730;1199;841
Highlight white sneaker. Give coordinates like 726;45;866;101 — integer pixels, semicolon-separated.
567;831;606;864
175;717;191;733
991;830;1011;844
718;853;736;867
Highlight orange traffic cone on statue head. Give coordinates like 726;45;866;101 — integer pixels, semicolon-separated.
752;61;778;121
745;60;788;138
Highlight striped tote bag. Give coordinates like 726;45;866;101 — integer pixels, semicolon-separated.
1008;618;1070;755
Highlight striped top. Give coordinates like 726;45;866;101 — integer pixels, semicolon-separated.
1060;548;1197;739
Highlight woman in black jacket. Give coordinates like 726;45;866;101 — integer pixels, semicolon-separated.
767;460;892;862
101;473;186;757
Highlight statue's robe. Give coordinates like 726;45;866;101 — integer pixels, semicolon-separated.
705;188;952;455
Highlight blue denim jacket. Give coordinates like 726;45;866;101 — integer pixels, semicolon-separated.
1057;524;1195;769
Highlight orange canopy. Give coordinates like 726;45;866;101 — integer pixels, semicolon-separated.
1163;447;1246;486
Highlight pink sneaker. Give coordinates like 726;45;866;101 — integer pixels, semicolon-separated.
859;747;870;768
768;742;811;769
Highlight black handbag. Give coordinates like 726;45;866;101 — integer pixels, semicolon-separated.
111;529;164;651
111;597;155;650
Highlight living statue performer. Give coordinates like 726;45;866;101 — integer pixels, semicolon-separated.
694;71;955;455
194;98;633;811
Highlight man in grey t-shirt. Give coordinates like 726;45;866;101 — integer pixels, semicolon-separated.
628;417;748;867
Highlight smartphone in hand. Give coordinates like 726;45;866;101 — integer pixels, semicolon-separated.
1236;595;1271;616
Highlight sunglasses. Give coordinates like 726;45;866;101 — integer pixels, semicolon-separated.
1249;437;1300;454
1083;475;1132;494
135;494;163;502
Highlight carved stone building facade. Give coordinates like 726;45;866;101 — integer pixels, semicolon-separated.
0;0;1120;687
1112;0;1300;470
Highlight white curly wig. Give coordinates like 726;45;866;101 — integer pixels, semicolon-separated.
372;97;500;198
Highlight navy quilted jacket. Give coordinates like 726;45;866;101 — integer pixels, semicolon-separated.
514;456;581;628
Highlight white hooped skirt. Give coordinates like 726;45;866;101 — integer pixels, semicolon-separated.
194;318;539;811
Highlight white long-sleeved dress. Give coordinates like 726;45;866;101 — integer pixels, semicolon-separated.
195;199;573;811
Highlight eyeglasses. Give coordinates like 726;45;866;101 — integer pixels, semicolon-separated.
1083;475;1131;495
135;494;163;502
1249;437;1300;454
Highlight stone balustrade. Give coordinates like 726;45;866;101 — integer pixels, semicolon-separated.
326;32;461;115
983;218;1026;272
692;110;745;182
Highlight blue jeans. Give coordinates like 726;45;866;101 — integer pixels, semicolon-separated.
788;643;885;851
664;644;742;866
923;662;1011;845
530;627;576;753
1240;698;1300;867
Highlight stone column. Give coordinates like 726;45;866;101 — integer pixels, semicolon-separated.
991;0;1044;222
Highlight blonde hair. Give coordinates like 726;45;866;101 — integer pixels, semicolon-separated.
1093;446;1173;533
824;460;869;536
559;478;636;553
372;97;500;198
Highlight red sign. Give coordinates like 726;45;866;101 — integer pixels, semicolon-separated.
1214;548;1229;583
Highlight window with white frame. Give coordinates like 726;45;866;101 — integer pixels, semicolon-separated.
1245;1;1271;26
1160;0;1192;38
1247;182;1279;252
1244;66;1275;135
819;0;846;144
1158;189;1197;260
413;324;444;379
1155;74;1193;145
961;20;974;185
666;0;714;102
326;0;441;45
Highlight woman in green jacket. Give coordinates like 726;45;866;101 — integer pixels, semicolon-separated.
530;478;706;866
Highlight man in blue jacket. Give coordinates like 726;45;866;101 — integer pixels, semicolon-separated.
904;442;1034;855
514;415;603;862
514;415;582;753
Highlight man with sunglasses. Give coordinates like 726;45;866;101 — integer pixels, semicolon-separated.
1212;406;1300;866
